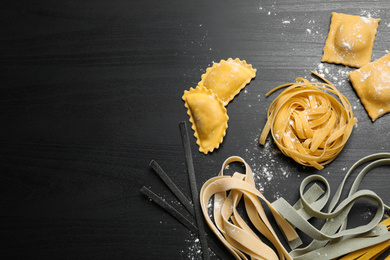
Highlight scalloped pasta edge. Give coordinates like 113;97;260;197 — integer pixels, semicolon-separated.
198;58;257;106
182;86;229;154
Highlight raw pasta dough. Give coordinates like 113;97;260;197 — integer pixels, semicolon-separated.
199;58;256;106
183;58;256;154
182;87;228;154
259;73;357;170
322;12;380;68
273;153;390;260
200;156;296;260
338;217;390;260
349;52;390;121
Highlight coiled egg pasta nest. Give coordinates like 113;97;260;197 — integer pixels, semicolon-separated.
259;72;357;170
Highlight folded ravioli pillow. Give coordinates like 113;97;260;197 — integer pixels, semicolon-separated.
182;58;256;154
322;12;380;68
198;58;257;106
349;52;390;121
182;87;228;154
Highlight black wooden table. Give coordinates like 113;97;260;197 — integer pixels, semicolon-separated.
1;0;389;259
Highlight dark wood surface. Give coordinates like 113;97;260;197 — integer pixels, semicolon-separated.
1;0;389;259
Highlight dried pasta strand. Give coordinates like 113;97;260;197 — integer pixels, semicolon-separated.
179;121;210;260
259;72;357;170
200;156;297;260
140;186;233;260
150;160;195;216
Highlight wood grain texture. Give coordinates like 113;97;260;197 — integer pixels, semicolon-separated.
0;0;389;259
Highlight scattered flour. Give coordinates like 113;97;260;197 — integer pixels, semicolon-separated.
314;62;354;86
243;132;293;198
182;233;202;259
361;209;373;219
183;233;218;259
359;9;381;19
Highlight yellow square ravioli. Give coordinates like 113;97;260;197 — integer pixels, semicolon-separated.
349;52;390;121
322;12;380;68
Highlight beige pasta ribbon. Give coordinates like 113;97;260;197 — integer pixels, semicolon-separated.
200;156;297;260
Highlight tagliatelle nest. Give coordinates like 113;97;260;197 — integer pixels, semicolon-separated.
259;72;357;170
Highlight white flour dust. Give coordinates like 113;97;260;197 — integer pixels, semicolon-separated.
242;132;294;197
182;233;217;259
182;233;201;259
313;62;354;86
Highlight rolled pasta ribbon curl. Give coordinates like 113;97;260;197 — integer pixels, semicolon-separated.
259;73;357;170
200;156;297;260
272;153;390;260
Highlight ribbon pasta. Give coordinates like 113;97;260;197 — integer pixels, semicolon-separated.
338;217;390;260
259;72;357;170
200;154;390;260
273;153;390;260
200;156;297;260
